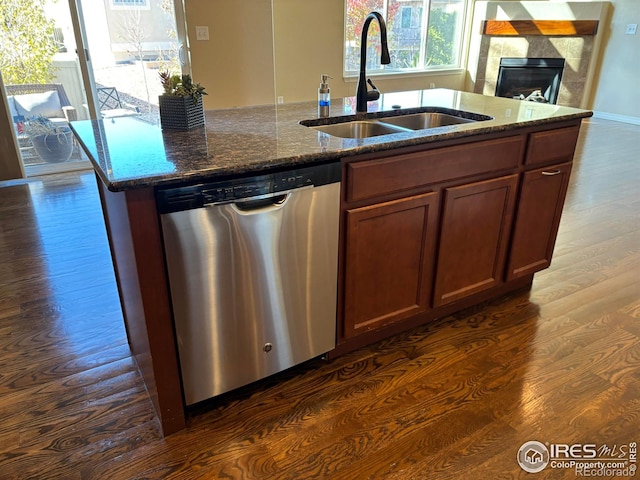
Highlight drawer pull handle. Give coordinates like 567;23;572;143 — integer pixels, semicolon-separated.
541;169;562;176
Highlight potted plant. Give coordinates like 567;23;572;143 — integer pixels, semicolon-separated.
24;115;74;163
158;71;207;130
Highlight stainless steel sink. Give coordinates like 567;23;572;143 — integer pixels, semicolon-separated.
309;120;409;139
301;109;491;139
379;112;476;130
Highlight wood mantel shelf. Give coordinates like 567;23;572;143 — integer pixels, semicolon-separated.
482;20;599;36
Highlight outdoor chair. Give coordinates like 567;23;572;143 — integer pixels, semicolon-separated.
97;87;141;119
6;83;77;124
5;83;78;160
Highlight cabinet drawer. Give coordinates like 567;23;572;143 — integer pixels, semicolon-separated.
345;135;524;203
525;126;580;166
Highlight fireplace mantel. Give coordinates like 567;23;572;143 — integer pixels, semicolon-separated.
482;20;599;36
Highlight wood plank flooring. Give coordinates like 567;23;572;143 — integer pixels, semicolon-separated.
0;117;638;479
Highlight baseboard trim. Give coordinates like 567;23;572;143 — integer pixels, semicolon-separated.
592;111;640;126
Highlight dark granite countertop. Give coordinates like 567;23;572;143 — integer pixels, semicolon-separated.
70;89;592;192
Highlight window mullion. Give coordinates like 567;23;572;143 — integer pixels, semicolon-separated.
418;0;430;68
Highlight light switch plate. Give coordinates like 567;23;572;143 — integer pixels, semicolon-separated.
625;24;637;35
195;26;209;41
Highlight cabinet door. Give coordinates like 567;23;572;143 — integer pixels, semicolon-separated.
507;162;572;280
433;174;518;307
343;192;439;338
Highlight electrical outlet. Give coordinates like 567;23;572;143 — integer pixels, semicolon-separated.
195;26;209;41
429;83;436;89
277;96;284;104
625;23;637;35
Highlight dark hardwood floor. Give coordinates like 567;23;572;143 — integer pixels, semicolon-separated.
0;117;638;479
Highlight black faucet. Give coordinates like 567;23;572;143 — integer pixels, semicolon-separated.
356;11;391;114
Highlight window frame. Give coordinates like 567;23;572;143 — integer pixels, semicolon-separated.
343;0;470;79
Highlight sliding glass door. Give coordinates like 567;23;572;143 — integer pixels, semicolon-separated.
1;0;91;175
79;0;189;125
0;0;189;177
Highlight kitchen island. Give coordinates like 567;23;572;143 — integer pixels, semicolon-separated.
71;89;591;435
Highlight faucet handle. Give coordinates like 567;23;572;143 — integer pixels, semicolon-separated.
366;78;381;101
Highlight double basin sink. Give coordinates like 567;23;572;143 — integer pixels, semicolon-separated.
300;109;493;139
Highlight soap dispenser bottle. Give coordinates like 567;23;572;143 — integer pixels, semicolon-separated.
318;74;331;118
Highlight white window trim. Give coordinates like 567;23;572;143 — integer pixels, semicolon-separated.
342;68;466;83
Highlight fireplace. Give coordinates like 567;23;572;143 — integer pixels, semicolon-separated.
469;2;608;108
495;58;566;104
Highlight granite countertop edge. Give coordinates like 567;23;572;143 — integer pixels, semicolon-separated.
72;89;593;192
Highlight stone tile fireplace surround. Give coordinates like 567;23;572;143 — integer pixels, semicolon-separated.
467;2;610;108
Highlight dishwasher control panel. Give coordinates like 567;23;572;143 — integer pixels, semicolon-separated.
156;162;340;214
202;173;310;204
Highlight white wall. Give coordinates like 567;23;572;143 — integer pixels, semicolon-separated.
185;0;275;109
587;0;640;123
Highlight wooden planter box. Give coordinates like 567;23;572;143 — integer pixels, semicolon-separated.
159;95;205;130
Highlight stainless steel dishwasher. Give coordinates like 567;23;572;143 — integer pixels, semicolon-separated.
157;162;341;405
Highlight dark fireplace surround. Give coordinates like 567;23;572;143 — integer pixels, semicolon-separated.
495;58;566;104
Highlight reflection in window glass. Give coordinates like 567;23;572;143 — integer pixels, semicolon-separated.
112;0;147;7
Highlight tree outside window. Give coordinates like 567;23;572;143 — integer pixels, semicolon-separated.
344;0;467;75
0;0;58;85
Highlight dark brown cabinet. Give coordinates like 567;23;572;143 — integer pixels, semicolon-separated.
336;121;581;352
506;162;572;280
433;174;519;307
343;192;439;337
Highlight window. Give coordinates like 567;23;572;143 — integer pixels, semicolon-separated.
344;0;467;75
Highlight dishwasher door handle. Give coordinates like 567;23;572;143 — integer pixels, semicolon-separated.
232;193;290;213
203;185;314;212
